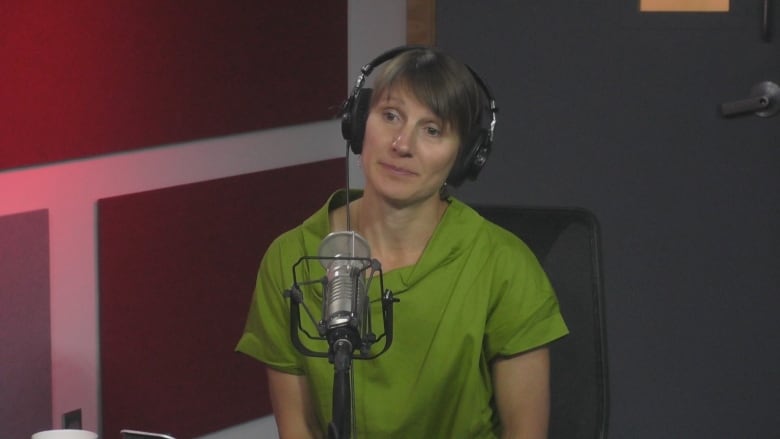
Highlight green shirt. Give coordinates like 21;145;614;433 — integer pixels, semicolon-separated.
236;191;568;438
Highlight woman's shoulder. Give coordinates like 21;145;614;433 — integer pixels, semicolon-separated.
448;199;535;258
448;199;526;239
265;193;336;255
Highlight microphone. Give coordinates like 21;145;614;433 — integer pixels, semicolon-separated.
284;219;398;439
316;230;371;439
318;230;371;346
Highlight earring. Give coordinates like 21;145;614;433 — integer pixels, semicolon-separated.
439;182;450;200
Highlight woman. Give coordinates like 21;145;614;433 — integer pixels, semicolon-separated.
236;46;568;438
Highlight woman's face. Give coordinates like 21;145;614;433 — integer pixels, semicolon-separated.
360;86;460;208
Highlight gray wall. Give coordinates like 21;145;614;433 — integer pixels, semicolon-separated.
438;1;780;438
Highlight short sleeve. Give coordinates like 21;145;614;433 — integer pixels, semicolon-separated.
235;235;305;375
482;227;569;360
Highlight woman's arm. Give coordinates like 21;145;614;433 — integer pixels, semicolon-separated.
266;367;323;439
492;347;551;439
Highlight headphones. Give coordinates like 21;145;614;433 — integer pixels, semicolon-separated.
340;45;498;187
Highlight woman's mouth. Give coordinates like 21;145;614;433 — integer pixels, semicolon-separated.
380;162;417;176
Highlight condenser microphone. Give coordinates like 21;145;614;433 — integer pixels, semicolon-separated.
317;230;372;344
284;223;397;439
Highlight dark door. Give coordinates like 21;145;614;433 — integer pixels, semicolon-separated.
438;1;779;438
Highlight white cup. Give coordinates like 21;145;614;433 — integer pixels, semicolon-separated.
32;430;98;439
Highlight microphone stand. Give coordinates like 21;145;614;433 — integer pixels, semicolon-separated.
285;257;398;439
329;338;353;439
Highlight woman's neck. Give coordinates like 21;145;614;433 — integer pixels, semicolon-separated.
349;192;449;272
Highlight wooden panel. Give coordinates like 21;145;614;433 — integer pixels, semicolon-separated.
98;159;345;438
407;0;437;45
0;210;51;438
0;1;347;170
640;0;729;12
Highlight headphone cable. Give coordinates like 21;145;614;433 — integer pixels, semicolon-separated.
345;141;352;231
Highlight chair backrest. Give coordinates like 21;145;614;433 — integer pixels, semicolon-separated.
474;205;609;439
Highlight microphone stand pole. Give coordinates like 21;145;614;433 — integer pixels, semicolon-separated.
328;338;354;439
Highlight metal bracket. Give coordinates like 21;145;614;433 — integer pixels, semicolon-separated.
762;0;772;42
720;81;780;118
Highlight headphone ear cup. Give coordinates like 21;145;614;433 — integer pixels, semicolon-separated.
447;128;491;187
342;88;373;154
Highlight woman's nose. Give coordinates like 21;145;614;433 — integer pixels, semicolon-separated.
391;129;413;155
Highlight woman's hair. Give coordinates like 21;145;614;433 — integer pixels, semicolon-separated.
370;47;487;148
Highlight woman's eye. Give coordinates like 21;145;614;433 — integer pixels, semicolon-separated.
425;126;441;137
382;110;400;122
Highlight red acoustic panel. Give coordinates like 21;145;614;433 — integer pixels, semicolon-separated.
0;1;347;170
0;210;51;438
98;159;344;438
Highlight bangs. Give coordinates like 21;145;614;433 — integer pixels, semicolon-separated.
370;49;483;142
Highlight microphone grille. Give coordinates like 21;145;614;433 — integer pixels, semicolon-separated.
317;231;371;266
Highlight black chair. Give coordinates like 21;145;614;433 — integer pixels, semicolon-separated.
474;206;609;439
